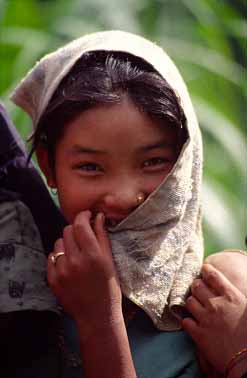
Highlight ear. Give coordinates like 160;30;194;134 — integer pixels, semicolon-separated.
36;145;56;188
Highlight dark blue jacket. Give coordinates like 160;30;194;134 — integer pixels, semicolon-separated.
0;102;66;254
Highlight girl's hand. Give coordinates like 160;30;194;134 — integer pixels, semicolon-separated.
182;263;247;374
47;211;122;336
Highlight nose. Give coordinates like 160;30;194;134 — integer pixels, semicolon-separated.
102;182;145;216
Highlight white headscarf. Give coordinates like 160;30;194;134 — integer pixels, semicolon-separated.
11;30;204;330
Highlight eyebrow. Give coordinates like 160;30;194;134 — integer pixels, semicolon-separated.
137;141;175;152
69;145;107;155
68;141;174;156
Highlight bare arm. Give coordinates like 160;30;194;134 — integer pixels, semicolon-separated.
76;313;136;378
183;263;247;376
47;211;136;378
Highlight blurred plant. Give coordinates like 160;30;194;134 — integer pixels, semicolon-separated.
0;0;246;254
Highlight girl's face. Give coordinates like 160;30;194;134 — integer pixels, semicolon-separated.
40;98;180;225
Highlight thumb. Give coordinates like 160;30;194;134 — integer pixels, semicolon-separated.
201;263;242;298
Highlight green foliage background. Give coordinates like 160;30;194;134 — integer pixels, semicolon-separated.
0;0;246;255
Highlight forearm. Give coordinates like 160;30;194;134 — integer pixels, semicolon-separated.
75;312;137;378
227;357;247;378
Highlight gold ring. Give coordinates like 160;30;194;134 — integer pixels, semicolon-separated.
136;193;145;205
50;251;65;266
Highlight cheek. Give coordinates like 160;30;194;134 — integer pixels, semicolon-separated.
144;173;168;196
145;164;175;194
56;182;92;223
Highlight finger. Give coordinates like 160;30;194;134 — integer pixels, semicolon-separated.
185;295;206;323
53;238;67;273
47;253;58;289
201;263;241;298
63;225;80;258
48;238;65;279
54;238;66;254
182;317;201;344
73;210;99;255
191;278;216;306
93;213;112;257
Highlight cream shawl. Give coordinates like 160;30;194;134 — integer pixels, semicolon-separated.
11;30;204;330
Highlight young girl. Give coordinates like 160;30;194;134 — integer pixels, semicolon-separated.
10;31;247;378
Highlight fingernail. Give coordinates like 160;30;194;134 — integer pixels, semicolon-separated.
75;210;92;226
202;264;217;280
202;263;212;274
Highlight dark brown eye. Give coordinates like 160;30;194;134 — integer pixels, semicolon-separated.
143;157;168;167
77;163;103;172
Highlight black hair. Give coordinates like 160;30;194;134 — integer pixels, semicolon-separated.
30;51;187;169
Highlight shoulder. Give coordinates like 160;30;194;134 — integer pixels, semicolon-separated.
0;199;57;313
127;310;204;378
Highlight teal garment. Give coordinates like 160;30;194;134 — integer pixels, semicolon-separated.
0;310;204;377
61;310;204;378
128;310;204;378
